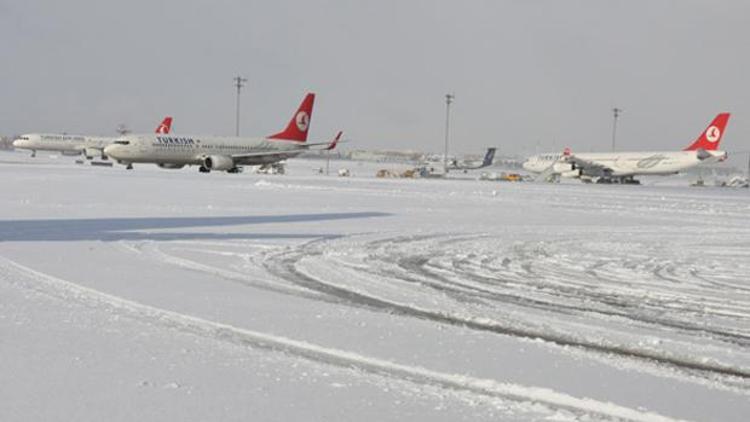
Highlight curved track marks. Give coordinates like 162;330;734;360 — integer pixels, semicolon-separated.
0;256;679;422
117;230;750;387
257;232;750;385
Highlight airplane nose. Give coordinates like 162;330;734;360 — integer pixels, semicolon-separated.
104;145;127;160
103;145;118;157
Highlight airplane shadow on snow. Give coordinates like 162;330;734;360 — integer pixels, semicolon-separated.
0;212;391;242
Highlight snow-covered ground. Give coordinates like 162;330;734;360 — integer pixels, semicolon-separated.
1;151;749;421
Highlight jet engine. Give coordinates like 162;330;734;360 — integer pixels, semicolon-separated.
83;147;105;159
203;155;235;171
552;162;575;173
560;169;582;178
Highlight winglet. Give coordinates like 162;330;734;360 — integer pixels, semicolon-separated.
155;117;172;134
684;113;730;151
268;93;315;142
325;131;343;151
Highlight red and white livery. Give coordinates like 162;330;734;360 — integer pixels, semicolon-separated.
13;116;174;159
523;113;730;183
104;93;342;172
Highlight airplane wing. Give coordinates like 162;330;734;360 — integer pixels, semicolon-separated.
229;131;343;161
304;131;343;151
534;164;560;182
534;150;613;182
563;155;613;177
229;150;303;161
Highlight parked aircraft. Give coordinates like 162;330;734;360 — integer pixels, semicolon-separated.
12;117;173;159
104;93;341;173
448;148;496;171
522;113;730;184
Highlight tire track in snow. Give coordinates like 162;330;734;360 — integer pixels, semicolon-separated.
261;237;750;382
444;258;750;347
134;241;330;302
129;233;750;382
373;235;750;347
0;256;681;422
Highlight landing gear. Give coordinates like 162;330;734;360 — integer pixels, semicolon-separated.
227;167;243;174
31;150;36;158
199;166;211;173
256;162;286;175
126;163;133;170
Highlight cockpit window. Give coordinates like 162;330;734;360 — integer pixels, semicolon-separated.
113;140;130;145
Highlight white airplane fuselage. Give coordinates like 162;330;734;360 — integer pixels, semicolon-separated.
104;134;307;168
523;150;727;178
523;113;731;181
13;133;113;156
104;93;329;172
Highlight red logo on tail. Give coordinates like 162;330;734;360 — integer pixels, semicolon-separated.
268;93;315;142
155;117;173;134
684;113;730;151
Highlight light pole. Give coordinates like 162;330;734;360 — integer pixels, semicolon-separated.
444;93;455;174
611;107;622;152
234;76;247;136
326;149;331;176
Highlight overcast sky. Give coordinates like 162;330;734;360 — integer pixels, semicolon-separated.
1;0;748;158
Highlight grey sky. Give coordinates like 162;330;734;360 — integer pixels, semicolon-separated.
1;0;748;157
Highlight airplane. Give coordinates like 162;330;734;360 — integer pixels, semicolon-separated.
104;93;341;173
448;148;496;171
522;113;730;184
12;117;173;159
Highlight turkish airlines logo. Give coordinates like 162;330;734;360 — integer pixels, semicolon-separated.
157;125;168;134
705;126;721;143
295;111;309;132
637;154;667;169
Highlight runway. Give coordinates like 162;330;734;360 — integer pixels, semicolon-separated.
1;152;749;421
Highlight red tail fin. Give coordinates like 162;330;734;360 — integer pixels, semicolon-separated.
683;113;730;151
268;93;315;142
155;117;173;134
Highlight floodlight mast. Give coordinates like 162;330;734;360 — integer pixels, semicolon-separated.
234;76;248;136
611;107;623;152
443;93;455;174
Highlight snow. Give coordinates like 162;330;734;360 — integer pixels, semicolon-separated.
1;151;749;421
